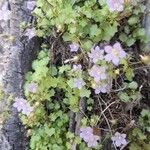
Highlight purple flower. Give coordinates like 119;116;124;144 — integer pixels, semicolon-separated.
87;135;100;148
89;65;107;82
73;78;85;89
80;127;100;148
24;28;36;39
27;1;36;11
27;82;37;93
92;82;110;94
13;97;27;112
22;103;33;116
13;97;33;116
104;42;126;66
88;46;104;63
69;43;79;52
111;132;127;147
80;127;93;142
73;64;82;72
106;0;124;12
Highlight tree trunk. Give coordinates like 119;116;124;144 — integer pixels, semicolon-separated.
0;0;41;149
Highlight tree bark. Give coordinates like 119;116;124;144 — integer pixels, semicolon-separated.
0;0;41;149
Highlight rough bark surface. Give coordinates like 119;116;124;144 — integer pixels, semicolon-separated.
0;0;41;150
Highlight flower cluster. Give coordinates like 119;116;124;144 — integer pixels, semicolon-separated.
27;82;37;93
88;46;104;63
111;132;127;147
92;81;110;94
88;42;126;66
73;78;85;89
104;42;126;66
71;42;126;94
106;0;124;12
89;65;107;82
13;97;33;116
80;127;100;148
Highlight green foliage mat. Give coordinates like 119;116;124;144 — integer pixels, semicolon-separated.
17;0;150;149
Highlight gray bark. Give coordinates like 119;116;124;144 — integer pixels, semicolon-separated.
0;0;42;150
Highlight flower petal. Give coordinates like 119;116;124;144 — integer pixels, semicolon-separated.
105;45;112;53
112;57;120;66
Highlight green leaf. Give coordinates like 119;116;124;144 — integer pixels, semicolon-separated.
139;5;146;13
49;66;57;76
71;0;77;5
124;26;130;34
46;10;53;19
90;24;101;37
62;32;71;42
33;8;43;17
126;38;135;46
125;67;134;81
118;92;130;102
59;65;71;74
49;77;58;87
69;26;77;34
38;50;47;59
67;79;74;88
128;81;138;89
103;22;118;41
129;143;142;150
119;33;128;42
79;88;91;98
98;0;106;5
141;109;149;117
66;142;72;149
66;132;75;139
36;0;44;7
81;117;88;126
128;16;139;25
52;144;61;150
82;40;93;51
133;28;146;38
48;128;55;136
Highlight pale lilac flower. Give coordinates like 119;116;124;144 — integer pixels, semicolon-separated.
111;132;127;147
13;97;27;112
106;0;124;12
73;64;82;72
80;127;100;148
92;82;110;94
22;103;33;116
27;82;37;93
104;42;126;66
24;28;36;39
87;135;100;148
89;65;107;82
0;2;11;21
69;43;79;52
27;1;36;11
73;78;85;89
80;127;93;142
88;46;104;63
13;97;33;116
